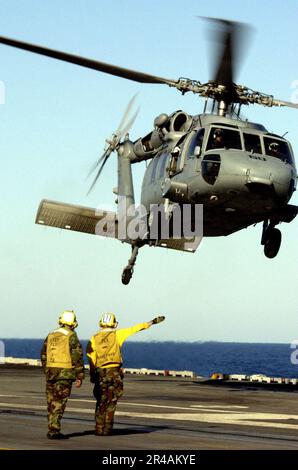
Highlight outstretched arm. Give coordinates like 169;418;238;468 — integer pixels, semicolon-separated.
117;316;166;346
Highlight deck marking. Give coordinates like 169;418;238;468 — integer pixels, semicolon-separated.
191;405;248;409
2;401;298;431
0;395;245;413
0;395;248;409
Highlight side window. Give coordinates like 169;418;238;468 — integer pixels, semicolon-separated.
264;137;293;164
187;129;205;158
167;135;188;176
159;151;169;179
150;156;160;183
207;128;242;151
201;154;221;185
243;133;262;154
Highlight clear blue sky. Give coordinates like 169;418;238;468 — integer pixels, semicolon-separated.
0;0;297;342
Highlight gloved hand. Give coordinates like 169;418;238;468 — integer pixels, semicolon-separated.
152;315;165;325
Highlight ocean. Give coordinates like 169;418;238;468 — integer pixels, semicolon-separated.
1;339;298;378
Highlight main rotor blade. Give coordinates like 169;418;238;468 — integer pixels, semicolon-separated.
272;99;298;109
0;35;176;86
202;18;251;89
213;19;235;86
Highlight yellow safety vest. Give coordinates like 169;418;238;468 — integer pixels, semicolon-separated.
93;331;122;368
46;328;73;369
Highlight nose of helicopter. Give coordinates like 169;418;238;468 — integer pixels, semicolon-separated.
245;156;294;200
209;151;295;204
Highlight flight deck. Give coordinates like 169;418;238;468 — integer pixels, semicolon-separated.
1;365;298;451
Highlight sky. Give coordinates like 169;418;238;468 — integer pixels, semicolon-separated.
0;0;297;342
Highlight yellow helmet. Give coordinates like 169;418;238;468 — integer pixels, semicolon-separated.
99;313;118;328
59;310;78;328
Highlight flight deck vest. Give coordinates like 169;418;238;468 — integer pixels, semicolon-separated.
46;328;73;369
93;330;122;368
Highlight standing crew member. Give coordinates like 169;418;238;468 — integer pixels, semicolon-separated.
41;310;84;439
87;313;165;436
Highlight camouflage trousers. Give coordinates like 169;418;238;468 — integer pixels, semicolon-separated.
93;367;124;433
46;380;72;434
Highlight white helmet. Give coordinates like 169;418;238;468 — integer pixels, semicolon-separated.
99;313;118;328
59;310;78;328
269;142;279;150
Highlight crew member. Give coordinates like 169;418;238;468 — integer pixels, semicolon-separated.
86;313;165;436
212;128;225;148
269;142;283;158
41;310;84;439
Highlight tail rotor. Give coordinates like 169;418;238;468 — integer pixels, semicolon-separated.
87;94;139;194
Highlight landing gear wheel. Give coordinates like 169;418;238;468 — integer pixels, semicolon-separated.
264;228;282;259
122;266;133;285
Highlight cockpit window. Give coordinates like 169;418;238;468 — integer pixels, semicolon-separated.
243;133;262;154
264;137;293;164
207;127;242;151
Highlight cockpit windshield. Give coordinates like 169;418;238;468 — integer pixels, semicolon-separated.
207;127;242;151
243;133;262;154
263;137;293;164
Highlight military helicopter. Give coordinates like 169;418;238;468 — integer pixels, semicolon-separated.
0;18;297;285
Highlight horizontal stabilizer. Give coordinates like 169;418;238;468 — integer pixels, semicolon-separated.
36;199;202;252
35;199;118;238
154;236;202;253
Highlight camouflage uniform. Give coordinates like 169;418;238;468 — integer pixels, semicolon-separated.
87;322;150;435
41;327;84;436
92;367;124;434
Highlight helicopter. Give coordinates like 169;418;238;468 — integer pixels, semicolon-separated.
0;18;297;285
